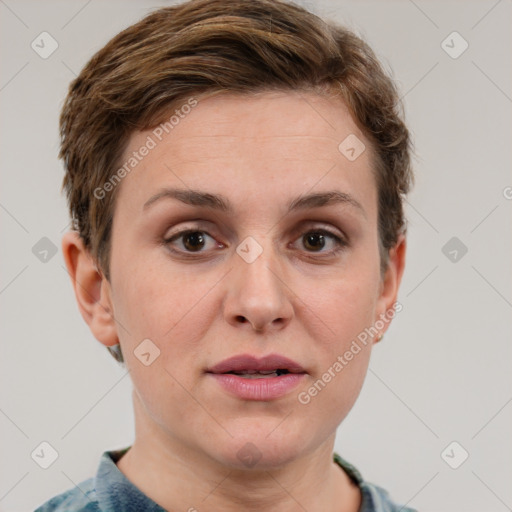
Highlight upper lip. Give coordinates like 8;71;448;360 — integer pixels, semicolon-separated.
207;354;306;374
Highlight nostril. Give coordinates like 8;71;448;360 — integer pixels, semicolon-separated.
235;315;247;323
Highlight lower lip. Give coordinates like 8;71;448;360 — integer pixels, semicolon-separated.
208;373;306;400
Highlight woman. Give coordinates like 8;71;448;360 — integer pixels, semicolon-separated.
37;0;415;510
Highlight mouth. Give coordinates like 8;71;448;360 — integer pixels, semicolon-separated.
206;353;306;376
206;354;307;400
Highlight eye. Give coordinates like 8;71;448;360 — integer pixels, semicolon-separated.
165;229;220;253
163;226;346;258
294;229;347;255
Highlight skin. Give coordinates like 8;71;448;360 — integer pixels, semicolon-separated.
63;91;406;512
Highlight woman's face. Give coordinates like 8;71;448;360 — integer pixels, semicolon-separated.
104;91;404;469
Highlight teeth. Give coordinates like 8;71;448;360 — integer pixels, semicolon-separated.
237;372;279;379
228;369;290;378
228;368;290;379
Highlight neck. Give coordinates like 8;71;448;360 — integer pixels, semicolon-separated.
116;393;361;512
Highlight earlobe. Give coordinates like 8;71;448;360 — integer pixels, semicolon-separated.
374;234;407;339
61;231;119;347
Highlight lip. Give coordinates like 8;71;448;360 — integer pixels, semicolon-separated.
207;353;306;374
206;353;307;401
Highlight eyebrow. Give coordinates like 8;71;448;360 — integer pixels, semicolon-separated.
143;188;366;218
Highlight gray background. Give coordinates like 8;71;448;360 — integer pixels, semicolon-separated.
1;1;510;510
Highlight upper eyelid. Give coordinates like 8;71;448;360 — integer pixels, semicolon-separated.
164;218;346;237
165;224;344;238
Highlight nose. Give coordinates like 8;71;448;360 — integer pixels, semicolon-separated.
223;243;294;333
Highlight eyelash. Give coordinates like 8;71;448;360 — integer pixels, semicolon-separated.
163;227;348;258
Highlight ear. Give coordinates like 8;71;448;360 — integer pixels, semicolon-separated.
374;233;407;339
62;231;119;347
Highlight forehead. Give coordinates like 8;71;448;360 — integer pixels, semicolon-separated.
151;91;363;157
115;91;376;216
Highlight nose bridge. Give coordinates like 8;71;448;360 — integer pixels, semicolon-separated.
224;237;293;331
239;242;279;293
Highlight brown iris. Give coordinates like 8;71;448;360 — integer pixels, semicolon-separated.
303;232;326;251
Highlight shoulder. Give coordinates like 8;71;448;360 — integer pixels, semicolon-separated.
333;453;417;512
360;480;417;512
33;477;100;511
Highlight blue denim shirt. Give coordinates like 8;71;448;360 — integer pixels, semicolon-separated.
35;448;417;512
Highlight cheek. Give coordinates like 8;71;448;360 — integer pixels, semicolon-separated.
296;269;380;346
295;342;371;444
292;270;378;410
111;250;218;340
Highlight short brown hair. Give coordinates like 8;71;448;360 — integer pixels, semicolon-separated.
60;0;413;280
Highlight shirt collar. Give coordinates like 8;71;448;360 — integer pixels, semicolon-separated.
94;447;166;511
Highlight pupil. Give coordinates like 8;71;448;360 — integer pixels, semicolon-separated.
184;232;205;251
304;233;325;251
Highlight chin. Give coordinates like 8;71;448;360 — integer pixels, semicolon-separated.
209;418;312;471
